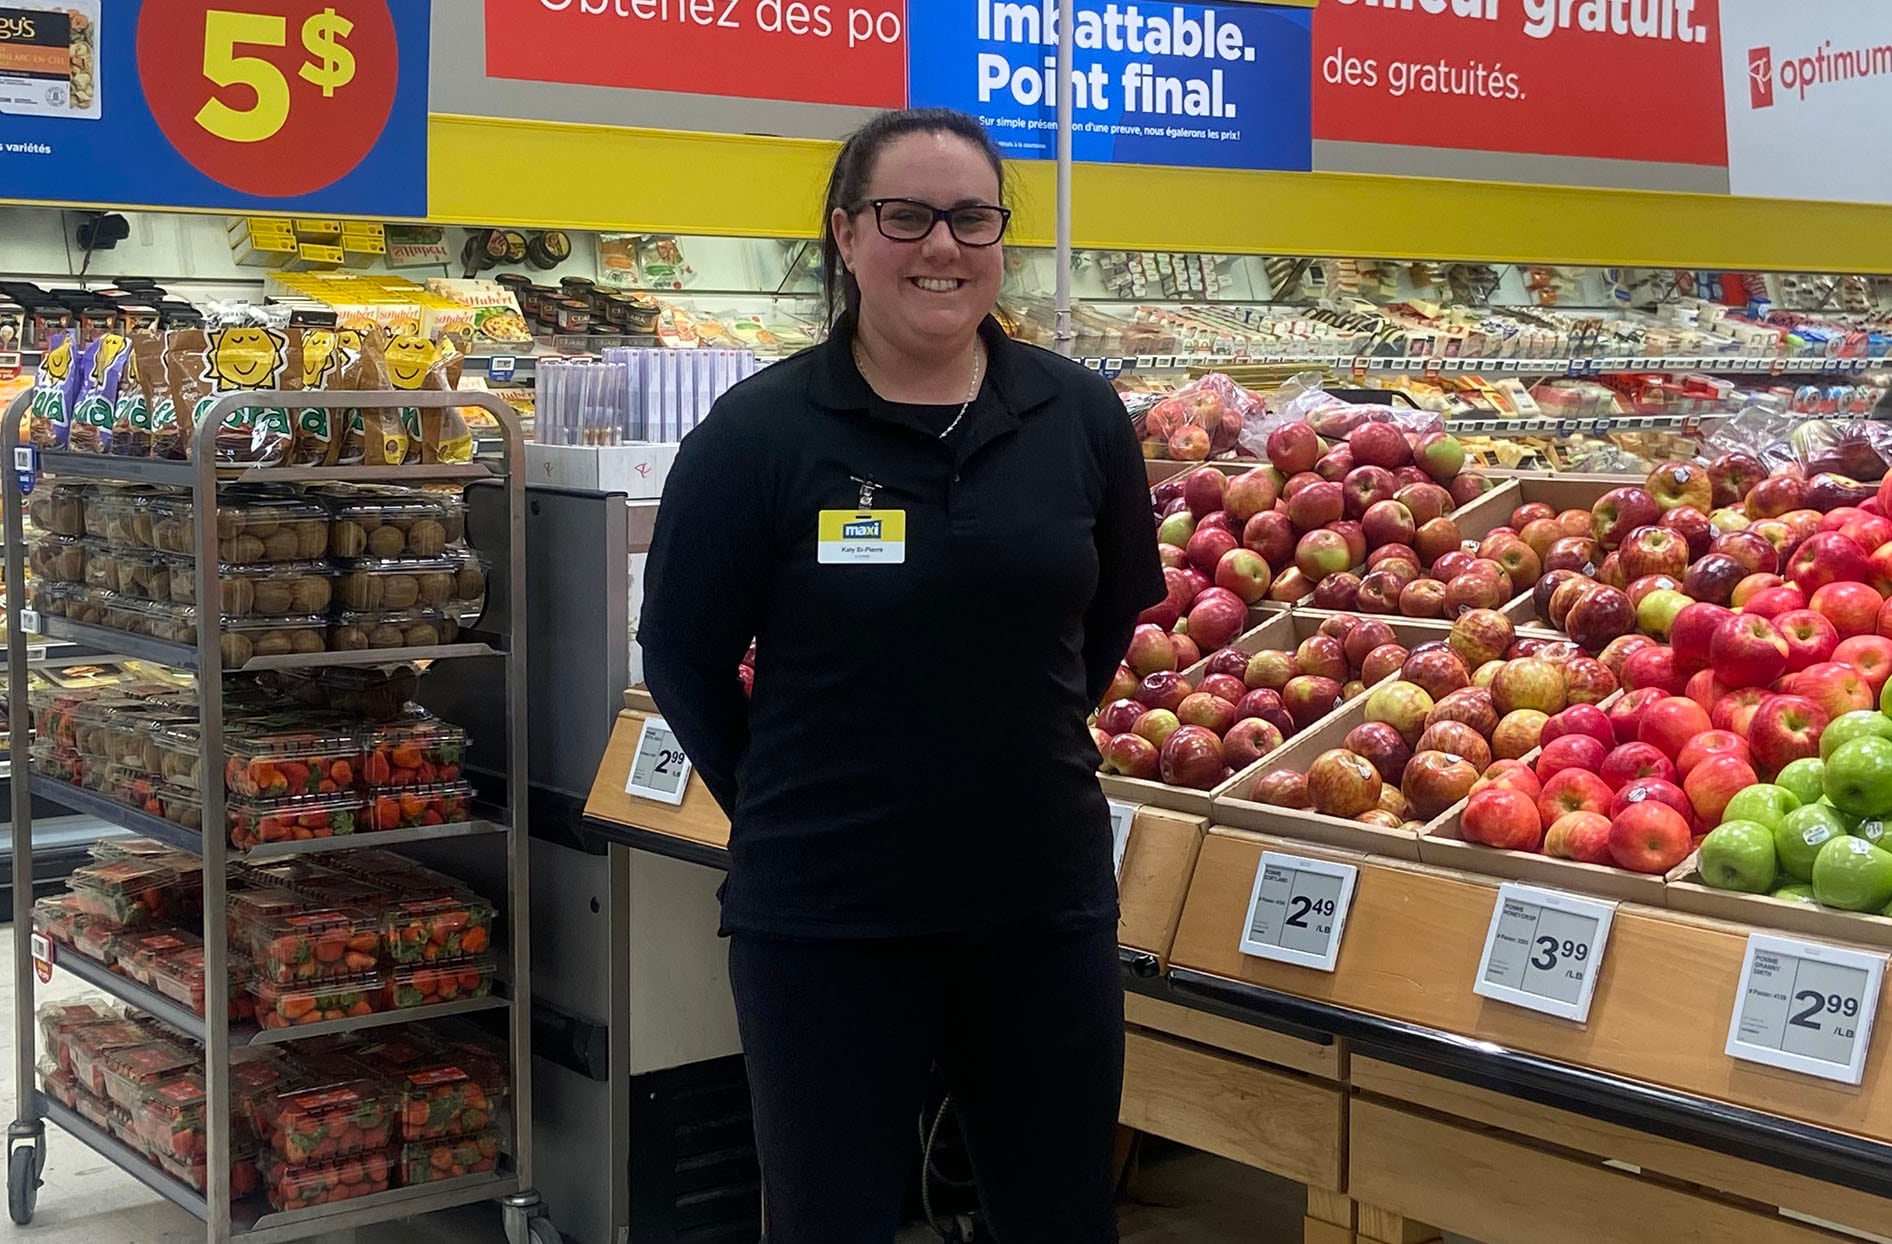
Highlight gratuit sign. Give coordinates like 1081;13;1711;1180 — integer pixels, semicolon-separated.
0;0;428;214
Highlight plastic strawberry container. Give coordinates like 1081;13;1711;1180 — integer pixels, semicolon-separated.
329;607;462;652
65;1021;155;1096
74;1087;129;1139
387;958;494;1010
159;1140;264;1202
29;741;89;787
36;1000;117;1065
112;928;201;986
401;1128;500;1185
381;895;494;966
68;912;123;965
89;836;193;864
242;907;382;985
260;1146;393;1211
131;1073;209;1162
228;791;366;850
285;871;397;909
29;687;105;750
366;782;473;832
147;943;255;1023
98;1039;198;1111
31;894;85;944
231;1051;297;1135
224;717;365;799
319;850;466;895
396;1061;508;1142
37;1057;79;1110
68;859;182;926
226;886;311;942
250;973;386;1031
362;713;466;791
257;1078;396;1162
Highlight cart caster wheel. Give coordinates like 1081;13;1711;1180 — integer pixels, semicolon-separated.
526;1216;561;1244
9;1143;40;1226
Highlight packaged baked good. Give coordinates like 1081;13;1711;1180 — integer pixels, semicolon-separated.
67;332;132;453
27;328;79;448
328;608;460;652
148;491;329;562
110;334;163;457
88;484;171;549
337;332;408;466
286;326;354;466
158;326;299;463
322;485;462;558
333;556;469;612
27;482;90;536
28;533;89;583
258;663;420;722
170;559;335;617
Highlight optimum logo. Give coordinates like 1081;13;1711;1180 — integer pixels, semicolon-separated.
843;519;882;540
1748;46;1774;108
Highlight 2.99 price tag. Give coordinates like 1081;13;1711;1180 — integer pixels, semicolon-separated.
1107;800;1138;882
1474;884;1617;1023
625;716;691;806
1238;851;1359;973
1725;933;1885;1085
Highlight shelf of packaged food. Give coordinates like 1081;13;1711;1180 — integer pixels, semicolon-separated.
34;616;505;673
33;1093;212;1223
233;1170;521;1244
46;939;209;1041
26;772;202;854
245;993;508;1047
30;451;496;488
1072;352;1889;379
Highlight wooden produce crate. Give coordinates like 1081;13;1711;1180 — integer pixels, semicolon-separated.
1664;851;1892;953
1118;807;1209;970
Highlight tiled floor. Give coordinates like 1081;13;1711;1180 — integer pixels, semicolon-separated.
0;925;1311;1244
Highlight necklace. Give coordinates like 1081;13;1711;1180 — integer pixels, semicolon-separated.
853;338;985;440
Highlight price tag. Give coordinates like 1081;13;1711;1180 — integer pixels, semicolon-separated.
1135;355;1156;370
1107;800;1138;881
1238;851;1359;972
1725;933;1885;1085
1154;355;1176;370
13;443;35;498
625;716;692;806
487;355;518;382
19;609;42;636
29;931;52;984
1474;884;1617;1023
1101;357;1125;379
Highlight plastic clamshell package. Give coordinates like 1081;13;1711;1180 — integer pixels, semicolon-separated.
329;607;461;652
250;972;386;1030
260;662;420;722
242;906;382;985
224;716;365;798
387;958;494;1010
170;559;336;618
363;713;466;790
68;859;182;926
27;483;91;537
87;485;172;550
87;545;174;601
160;1143;264;1202
257;1078;396;1162
131;1073;207;1162
28;687;105;750
381;894;494;966
111;928;201;986
367;781;472;831
68;912;124;965
228;790;366;850
231;1051;297;1134
29;533;89;582
147;943;256;1023
98;1040;198;1111
36;999;116;1061
226;886;312;942
31;894;85;944
147;493;330;562
65;1021;156;1096
38;1057;80;1109
74;1087;131;1139
397;1061;506;1142
323;486;464;557
260;1145;393;1211
400;1127;500;1185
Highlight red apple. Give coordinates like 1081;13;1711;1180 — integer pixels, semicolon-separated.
1565;584;1637;653
1787;532;1871;595
1186;524;1241;576
1223;468;1280;523
1294;635;1348;683
1395;482;1453;525
1416;718;1493;768
1198;673;1249;706
1598;633;1656;678
1684;667;1729;714
1400;647;1472;700
1732;573;1784;607
1310;573;1361;611
1296;530;1353;582
1250;768;1310;808
1472;758;1542;801
1450;473;1496;507
1660;505;1714;559
1599;742;1675;790
1791;660;1877;721
1838;512;1892;552
1308;747;1383;817
1343;465;1399;520
1710;685;1769;738
1556;509;1596;538
1223;717;1284;770
1136;671;1192;713
1715;530;1782;576
1682;554;1747;606
1361;643;1410;685
1608;801;1693;874
1244;649;1297;691
1316;446;1355;483
1350;420;1412;470
1621;645;1686;697
1592;486;1662;551
1711;612;1790;689
1187;587;1249;652
1159;725;1227;790
1097;699;1148;736
1544;535;1603;575
1538;768;1614;827
1181;466;1226;518
1433;549;1476;582
1414;517;1463;567
1362;500;1418;549
1834;634;1892;695
1104;663;1139;706
1355;570;1404;615
1709;452;1769;509
1535;734;1609;783
1811;581;1884;639
1267;422;1320;475
1462;787;1544;852
1126;623;1178;677
1214;547;1273;604
1243;510;1297;569
1668;602;1734;675
1546;811;1615;865
1101;733;1161;779
1492;709;1550;759
1610;776;1693;823
1747;694;1829;774
1287;480;1345;532
1684;753;1759;824
1395;579;1444;618
1743;584;1809;620
1639;695;1713;761
1491;658;1567;716
1403;750;1480;819
1748;474;1807;519
1607;686;1666;744
1675;730;1749;779
1282;675;1345;728
1204;647;1252;681
1345;722;1414;784
1511;502;1556;529
1619;525;1690;580
1561;657;1619;707
1647;460;1713;513
1414;431;1465;483
1775;609;1841;673
1133;709;1183;750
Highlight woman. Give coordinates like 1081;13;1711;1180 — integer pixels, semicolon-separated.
640;107;1164;1243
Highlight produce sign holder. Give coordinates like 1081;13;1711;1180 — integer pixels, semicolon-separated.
1;388;551;1243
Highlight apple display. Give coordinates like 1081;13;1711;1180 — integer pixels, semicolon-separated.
1403;750;1480;819
1308;748;1384;817
1608;801;1693;874
1159;725;1227;790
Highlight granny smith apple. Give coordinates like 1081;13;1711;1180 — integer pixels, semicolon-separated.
1773;883;1819;906
1820;710;1892;760
1818;796;1864;832
1776;757;1826;808
1721;784;1801;834
1699;821;1779;893
1812;835;1892;912
1824;736;1892;817
1776;803;1850;882
1858;818;1891;849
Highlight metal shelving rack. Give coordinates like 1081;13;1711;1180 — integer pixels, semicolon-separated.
2;390;556;1244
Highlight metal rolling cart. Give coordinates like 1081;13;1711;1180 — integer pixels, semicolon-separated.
2;389;558;1244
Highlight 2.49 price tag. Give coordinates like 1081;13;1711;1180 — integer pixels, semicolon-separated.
625;716;691;806
1726;933;1885;1085
1474;884;1617;1023
1238;851;1359;972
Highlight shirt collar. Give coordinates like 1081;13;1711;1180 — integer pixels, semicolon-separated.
808;313;1060;420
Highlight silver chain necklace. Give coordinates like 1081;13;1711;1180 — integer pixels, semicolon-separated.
853;339;985;440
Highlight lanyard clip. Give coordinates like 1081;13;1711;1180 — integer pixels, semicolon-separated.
851;475;878;508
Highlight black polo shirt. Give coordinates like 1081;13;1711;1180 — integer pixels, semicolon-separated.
639;316;1164;939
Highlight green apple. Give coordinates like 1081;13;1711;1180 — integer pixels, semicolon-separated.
1776;758;1826;808
1857;818;1891;849
1636;589;1692;641
1720;785;1801;834
1776;804;1849;882
1812;836;1892;912
1820;710;1892;760
1824;736;1892;818
1818;797;1863;833
1698;821;1779;893
1773;883;1819;905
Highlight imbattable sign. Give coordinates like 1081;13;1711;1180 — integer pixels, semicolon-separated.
1726;933;1885;1086
1238;851;1359;972
625;716;691;806
1107;800;1138;882
1474;884;1617;1023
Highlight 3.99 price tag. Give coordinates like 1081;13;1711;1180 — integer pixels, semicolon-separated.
625;716;691;806
1238;851;1359;973
1474;884;1617;1023
1107;800;1138;882
1726;933;1885;1085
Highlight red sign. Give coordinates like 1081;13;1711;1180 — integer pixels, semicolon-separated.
483;0;906;109
137;1;404;198
1313;0;1728;169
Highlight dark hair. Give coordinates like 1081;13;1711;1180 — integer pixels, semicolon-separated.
820;108;1006;326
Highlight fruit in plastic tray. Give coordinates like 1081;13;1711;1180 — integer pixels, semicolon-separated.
68;911;124;964
31;894;85;944
132;1073;209;1162
65;1021;154;1095
398;1063;504;1141
36;1000;117;1067
228;792;365;850
244;908;381;984
111;928;201;986
98;1039;197;1111
261;1146;392;1211
231;1052;296;1134
68;859;187;926
225;718;364;798
159;1144;263;1202
402;1128;500;1185
368;782;471;831
37;1057;80;1109
388;959;494;1010
382;895;493;965
147;943;256;1022
74;1086;130;1138
258;1079;395;1162
363;714;466;790
251;973;385;1029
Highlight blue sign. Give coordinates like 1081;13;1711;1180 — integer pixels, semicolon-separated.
909;0;1313;171
0;0;428;216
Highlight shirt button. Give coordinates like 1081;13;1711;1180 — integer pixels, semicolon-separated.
952;473;961;483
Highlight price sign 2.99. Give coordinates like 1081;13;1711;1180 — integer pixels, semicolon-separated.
1726;933;1886;1086
625;716;692;807
137;1;402;198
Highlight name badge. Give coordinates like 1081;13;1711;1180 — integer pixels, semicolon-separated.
818;509;906;564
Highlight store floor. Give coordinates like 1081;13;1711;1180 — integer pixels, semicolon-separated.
0;926;1337;1244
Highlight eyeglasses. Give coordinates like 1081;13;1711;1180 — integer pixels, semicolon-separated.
856;198;1011;247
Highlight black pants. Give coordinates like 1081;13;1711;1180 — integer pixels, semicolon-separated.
727;924;1125;1244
